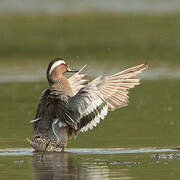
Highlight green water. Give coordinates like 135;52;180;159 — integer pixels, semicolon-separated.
0;79;179;179
0;80;179;148
0;12;180;180
0;13;180;69
1;151;180;180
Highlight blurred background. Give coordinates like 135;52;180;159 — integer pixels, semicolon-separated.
0;0;179;148
0;0;180;148
0;0;180;82
0;1;180;180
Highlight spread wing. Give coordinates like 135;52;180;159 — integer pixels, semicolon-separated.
68;65;88;96
94;62;148;111
58;62;148;132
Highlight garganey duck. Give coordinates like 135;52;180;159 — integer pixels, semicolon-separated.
27;58;148;152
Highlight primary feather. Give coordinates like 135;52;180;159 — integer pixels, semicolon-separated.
68;65;88;95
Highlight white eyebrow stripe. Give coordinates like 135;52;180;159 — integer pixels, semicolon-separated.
49;60;65;75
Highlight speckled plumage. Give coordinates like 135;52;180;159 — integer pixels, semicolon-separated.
27;58;148;152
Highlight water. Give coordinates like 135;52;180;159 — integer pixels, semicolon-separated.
0;79;179;179
1;67;180;83
0;5;180;179
0;148;180;180
0;147;176;156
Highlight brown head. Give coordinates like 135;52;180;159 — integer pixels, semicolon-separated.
47;58;78;84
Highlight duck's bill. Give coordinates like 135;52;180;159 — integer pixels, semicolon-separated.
67;67;79;73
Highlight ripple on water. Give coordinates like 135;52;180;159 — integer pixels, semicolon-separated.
0;147;176;156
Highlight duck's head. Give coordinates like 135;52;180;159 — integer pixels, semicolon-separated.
47;58;78;84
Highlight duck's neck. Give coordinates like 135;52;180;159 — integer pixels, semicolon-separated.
50;76;73;97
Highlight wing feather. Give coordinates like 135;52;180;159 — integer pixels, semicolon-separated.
95;62;148;111
68;65;88;96
80;63;147;130
31;88;53;135
58;62;148;132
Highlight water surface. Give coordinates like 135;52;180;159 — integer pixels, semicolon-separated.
1;148;180;180
0;79;179;179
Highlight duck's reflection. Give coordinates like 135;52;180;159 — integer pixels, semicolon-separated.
32;152;109;180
